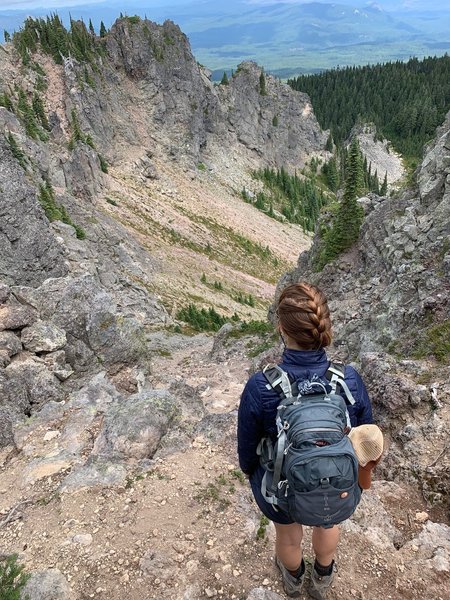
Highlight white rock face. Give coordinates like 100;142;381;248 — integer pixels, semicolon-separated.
353;123;406;187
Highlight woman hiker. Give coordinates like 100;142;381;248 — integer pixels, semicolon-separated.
237;282;374;599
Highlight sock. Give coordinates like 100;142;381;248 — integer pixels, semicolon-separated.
288;558;305;579
314;559;334;577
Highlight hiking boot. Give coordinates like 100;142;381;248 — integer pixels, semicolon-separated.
308;562;336;600
275;556;305;598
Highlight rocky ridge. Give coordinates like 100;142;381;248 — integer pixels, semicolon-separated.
0;16;323;438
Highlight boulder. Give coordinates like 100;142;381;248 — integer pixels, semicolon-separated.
0;282;10;304
92;389;178;460
21;321;67;353
13;275;148;372
0;304;37;331
0;330;22;357
20;568;73;600
4;355;63;411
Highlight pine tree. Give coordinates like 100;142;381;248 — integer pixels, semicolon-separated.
325;157;339;192
319;138;364;268
32;92;50;130
336;139;364;246
17;89;40;139
220;71;229;85
89;19;95;36
380;171;388;195
6;132;27;168
99;21;107;38
325;133;333;152
259;70;267;96
4;30;10;43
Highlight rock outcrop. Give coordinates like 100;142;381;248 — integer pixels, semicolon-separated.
0;15;325;443
69;19;327;169
276;112;450;511
0;136;68;287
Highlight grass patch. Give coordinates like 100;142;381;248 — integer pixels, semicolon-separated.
194;482;231;512
230;468;245;483
256;515;270;540
413;319;450;363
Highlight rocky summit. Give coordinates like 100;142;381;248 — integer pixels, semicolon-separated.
0;15;449;600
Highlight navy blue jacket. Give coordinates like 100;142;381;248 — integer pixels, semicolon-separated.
237;348;373;477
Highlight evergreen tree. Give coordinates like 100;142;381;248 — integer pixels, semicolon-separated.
99;21;107;38
89;19;95;36
6;132;27;168
4;30;10;43
338;140;363;236
323;156;339;192
380;172;388;195
259;70;267;96
17;88;40;139
319;138;364;267
220;71;229;85
32;92;50;130
325;133;333;152
288;55;450;160
372;169;380;194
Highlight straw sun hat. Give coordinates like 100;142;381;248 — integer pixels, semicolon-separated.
348;424;384;489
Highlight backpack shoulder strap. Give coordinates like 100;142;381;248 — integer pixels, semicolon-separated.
326;362;356;405
262;364;293;400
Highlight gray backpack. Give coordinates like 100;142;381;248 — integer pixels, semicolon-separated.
257;363;361;528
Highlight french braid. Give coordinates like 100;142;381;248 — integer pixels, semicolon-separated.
277;282;332;350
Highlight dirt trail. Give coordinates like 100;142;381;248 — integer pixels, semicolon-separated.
0;335;448;600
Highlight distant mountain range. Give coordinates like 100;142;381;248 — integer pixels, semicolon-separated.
1;0;449;78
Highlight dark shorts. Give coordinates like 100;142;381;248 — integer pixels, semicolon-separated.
249;465;294;525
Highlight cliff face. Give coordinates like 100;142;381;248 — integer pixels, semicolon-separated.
67;19;327;168
282;113;450;356
0;16;325;439
0;135;68;286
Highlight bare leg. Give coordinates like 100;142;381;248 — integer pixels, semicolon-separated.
274;522;304;572
311;525;339;566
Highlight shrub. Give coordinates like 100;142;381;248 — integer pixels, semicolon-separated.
6;132;27;169
98;154;108;173
0;554;30;599
38;181;85;240
176;304;227;332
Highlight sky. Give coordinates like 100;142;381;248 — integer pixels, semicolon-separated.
0;0;448;10
0;1;103;8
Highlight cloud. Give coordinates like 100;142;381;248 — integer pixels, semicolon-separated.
0;1;104;10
